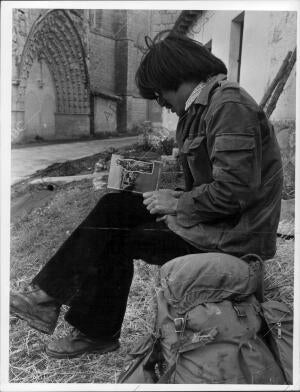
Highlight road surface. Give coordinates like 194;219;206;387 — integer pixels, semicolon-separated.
11;136;138;185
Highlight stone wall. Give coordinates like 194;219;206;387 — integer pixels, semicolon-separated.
273;120;295;197
12;9;45;81
55;114;90;138
94;96;117;134
89;33;116;93
127;97;149;127
186;10;296;122
144;10;182;126
264;12;296;121
151;10;181;36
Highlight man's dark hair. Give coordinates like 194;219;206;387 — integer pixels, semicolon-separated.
135;31;227;100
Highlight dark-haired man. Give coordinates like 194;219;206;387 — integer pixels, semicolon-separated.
10;32;283;358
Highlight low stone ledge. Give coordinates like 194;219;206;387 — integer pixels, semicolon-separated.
29;172;108;185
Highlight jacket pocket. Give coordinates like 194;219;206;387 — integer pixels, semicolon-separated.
212;133;260;187
215;134;255;151
184;136;213;186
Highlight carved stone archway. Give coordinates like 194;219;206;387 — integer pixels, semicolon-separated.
17;9;90;138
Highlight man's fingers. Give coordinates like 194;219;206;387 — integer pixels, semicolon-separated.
143;191;154;199
145;199;156;211
145;200;160;214
143;196;155;206
156;215;167;222
149;207;159;214
149;204;164;215
172;190;184;198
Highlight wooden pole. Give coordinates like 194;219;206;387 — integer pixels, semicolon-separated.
265;48;296;118
259;50;292;109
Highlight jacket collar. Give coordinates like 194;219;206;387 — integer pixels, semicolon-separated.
192;73;227;107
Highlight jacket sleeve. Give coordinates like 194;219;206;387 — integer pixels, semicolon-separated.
176;101;262;226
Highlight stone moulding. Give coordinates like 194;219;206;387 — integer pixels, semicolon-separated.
17;9;90;116
91;89;122;101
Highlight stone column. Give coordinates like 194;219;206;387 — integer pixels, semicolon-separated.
115;10;129;132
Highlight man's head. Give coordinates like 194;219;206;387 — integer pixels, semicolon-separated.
135;31;227;116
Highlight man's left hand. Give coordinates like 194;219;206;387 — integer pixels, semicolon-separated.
143;189;182;215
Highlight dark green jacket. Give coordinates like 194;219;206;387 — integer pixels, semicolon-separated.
167;74;283;260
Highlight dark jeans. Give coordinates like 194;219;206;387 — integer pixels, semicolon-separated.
32;192;200;339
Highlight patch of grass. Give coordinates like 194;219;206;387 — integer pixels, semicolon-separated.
264;238;294;308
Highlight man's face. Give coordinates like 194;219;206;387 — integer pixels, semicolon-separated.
157;82;198;117
158;89;185;117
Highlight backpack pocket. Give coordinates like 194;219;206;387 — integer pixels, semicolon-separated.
118;334;161;383
260;300;293;384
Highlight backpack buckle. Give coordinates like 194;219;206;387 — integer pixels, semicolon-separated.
174;317;186;334
276;322;282;339
233;304;247;318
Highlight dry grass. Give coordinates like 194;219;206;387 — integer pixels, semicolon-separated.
10;179;160;383
264;238;294;308
9;260;158;383
9;162;294;384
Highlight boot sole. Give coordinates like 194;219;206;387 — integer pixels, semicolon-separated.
10;304;55;335
45;341;120;359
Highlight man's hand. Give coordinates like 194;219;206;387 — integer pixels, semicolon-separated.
143;189;183;216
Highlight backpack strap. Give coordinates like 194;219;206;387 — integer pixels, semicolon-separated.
238;341;254;383
241;253;265;302
237;330;258;383
157;363;177;384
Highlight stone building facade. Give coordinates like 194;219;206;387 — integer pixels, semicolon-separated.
11;8;181;142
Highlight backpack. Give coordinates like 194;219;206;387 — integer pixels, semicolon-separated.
118;253;292;384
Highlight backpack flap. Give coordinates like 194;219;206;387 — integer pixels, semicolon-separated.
261;300;293;384
160;253;259;313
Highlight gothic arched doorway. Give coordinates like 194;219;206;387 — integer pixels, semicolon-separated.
17;10;90;140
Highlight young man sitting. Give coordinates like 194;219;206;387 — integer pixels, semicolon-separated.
10;32;283;358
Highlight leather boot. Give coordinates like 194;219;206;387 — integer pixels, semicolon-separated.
45;328;120;358
10;285;61;334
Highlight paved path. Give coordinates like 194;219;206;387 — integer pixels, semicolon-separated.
11;136;138;185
